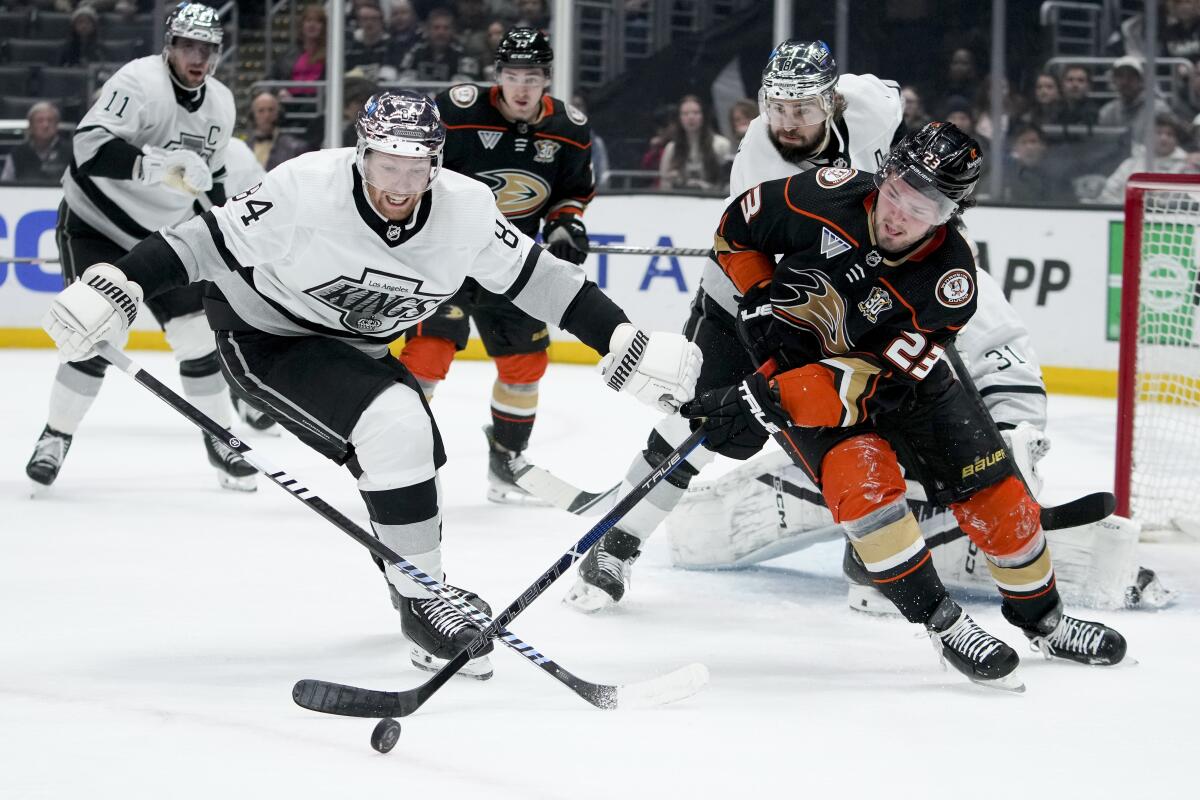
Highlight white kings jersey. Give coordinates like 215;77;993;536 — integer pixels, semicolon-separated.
700;72;904;315
159;148;588;357
62;55;235;250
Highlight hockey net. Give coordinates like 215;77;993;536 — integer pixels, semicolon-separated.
1115;173;1200;535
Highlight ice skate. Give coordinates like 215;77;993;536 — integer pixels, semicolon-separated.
25;425;73;493
233;395;279;436
1016;600;1127;666
203;433;257;492
564;528;642;613
399;584;495;680
843;541;900;616
927;596;1024;692
484;425;549;506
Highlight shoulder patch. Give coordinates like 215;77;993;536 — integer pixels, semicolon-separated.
936;268;975;308
565;103;588;126
448;84;479;109
816;167;858;188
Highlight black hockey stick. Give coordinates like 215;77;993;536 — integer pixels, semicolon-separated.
514;462;621;516
293;427;710;718
94;342;708;714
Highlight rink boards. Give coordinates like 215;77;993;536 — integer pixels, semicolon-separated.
0;187;1163;396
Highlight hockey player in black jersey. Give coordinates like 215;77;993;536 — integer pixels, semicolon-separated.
398;28;596;505
681;123;1126;689
25;2;260;493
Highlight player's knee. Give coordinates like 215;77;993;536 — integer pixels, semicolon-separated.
179;350;220;379
67;355;109;379
400;336;457;382
820;434;907;524
949;475;1042;559
351;383;437;491
495;351;548;385
164;312;217;364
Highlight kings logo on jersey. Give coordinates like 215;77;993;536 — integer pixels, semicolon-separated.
305;269;450;335
476;169;551;218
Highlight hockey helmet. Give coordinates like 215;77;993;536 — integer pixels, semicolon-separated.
355;90;446;196
496;27;553;73
759;40;838;127
163;2;223;79
874;122;983;224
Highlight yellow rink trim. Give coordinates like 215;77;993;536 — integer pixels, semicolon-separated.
0;328;1142;396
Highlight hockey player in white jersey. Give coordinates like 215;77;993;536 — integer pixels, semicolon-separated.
563;39;905;611
25;2;259;492
38;90;701;678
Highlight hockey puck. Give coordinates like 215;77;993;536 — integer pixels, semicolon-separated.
370;717;401;753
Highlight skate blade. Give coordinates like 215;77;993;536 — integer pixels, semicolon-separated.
563;580;616;614
28;480;54;499
968;669;1026;693
216;472;258;492
486;484;551;507
846;583;902;617
408;644;493;680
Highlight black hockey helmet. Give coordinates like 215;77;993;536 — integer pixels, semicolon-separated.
495;27;553;73
874;121;983;221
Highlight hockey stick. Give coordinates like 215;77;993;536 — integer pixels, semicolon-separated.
514;462;620;516
942;344;1115;530
292;427;710;718
92;342;708;715
0;256;61;264
590;244;711;258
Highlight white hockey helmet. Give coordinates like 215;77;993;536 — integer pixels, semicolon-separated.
163;2;223;78
759;39;839;127
355;90;446;196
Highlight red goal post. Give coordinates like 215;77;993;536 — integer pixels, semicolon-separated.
1115;173;1200;535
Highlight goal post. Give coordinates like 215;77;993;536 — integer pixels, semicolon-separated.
1115;173;1200;534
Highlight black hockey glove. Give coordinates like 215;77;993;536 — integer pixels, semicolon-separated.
544;216;590;265
679;372;790;460
735;281;779;367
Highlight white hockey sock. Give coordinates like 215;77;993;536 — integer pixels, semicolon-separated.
47;363;104;435
183;379;233;428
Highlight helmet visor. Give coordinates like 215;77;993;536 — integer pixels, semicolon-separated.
166;37;221;76
361;150;437;196
762;94;832;128
873;166;958;225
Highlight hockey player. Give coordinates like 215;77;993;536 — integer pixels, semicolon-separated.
680;122;1126;689
398;28;595;504
565;40;904;610
25;2;257;491
38;90;701;679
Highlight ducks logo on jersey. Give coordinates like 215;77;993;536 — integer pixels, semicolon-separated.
476;168;551;218
772;269;852;355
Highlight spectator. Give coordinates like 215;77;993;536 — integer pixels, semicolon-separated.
275;3;327;96
1004;123;1067;203
944;96;991;189
302;75;379;150
514;0;549;31
457;0;491;63
1024;72;1065;126
246;90;309;171
345;2;402;81
728;98;758;149
974;75;1024;141
1098;113;1196;202
1171;62;1200;121
1098;56;1171;131
659;94;732;192
389;0;423;56
572;91;609;189
57;5;111;67
1163;0;1200;62
1059;64;1100;126
935;47;979;112
480;20;507;82
398;7;481;84
901;85;931;134
0;102;71;186
640;102;678;182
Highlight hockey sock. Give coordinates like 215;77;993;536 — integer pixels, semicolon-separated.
491;380;538;453
179;352;233;428
46;358;108;435
844;504;947;624
990;540;1061;629
361;478;444;601
616;428;708;541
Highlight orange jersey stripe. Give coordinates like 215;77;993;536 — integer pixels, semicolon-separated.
784;175;860;247
877;276;933;333
535;131;590;150
445;123;508;132
873;550;932;584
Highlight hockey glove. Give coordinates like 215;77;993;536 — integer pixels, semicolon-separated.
543;215;590;265
735;280;779;366
1001;421;1051;497
43;264;143;363
600;322;702;413
679;373;789;460
139;146;212;196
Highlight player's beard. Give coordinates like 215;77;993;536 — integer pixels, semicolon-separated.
768;123;829;165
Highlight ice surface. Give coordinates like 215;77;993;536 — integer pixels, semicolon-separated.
1;350;1196;798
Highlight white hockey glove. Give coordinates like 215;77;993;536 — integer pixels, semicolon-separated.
42;264;142;363
600;323;702;413
138;146;212;196
1001;421;1051;497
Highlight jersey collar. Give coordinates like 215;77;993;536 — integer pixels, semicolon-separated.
351;164;434;247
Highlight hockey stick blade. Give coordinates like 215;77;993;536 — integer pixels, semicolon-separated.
293;661;710;717
1041;491;1115;530
514;463;620;516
